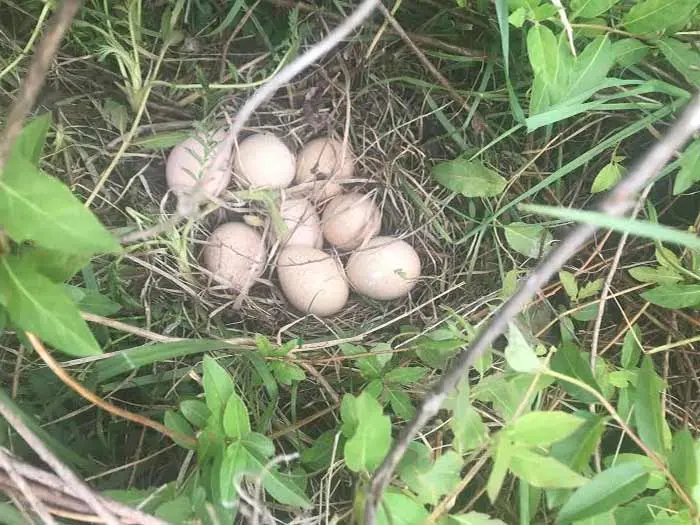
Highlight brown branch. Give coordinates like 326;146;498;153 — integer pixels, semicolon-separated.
364;96;700;524
25;333;197;448
0;0;81;176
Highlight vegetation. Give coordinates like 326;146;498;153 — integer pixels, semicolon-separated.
1;0;700;523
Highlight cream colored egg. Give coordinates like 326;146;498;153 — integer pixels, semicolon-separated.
321;192;381;250
277;246;348;316
202;222;266;292
234;133;295;188
346;236;421;300
295;137;354;199
278;198;323;248
166;128;231;198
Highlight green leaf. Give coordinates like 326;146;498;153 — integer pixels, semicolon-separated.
401;450;463;505
343;392;392;473
180;400;210;429
551;412;606;472
557;463;649;523
383;367;428;385
670;428;696;494
387;387;415;420
603;453;665;490
474;373;553;421
219;440;248;504
673;140;700;195
447;512;507;525
612;38;649;67
507;411;586;447
432;158;507;197
63;285;121;316
164;411;195;450
590;162;622;193
241;432;275;458
635;357;665;455
487;437;513;502
550;344;601;404
641;284;700;309
568;37;613;98
559;271;579;301
17;246;88;282
508;7;526;27
527;25;560;85
578;279;603;301
504;222;554;258
628;266;683;286
571;0;619;18
0;256;100;357
270;361;305;385
623;0;700;34
301;430;339;471
14;114;51;164
0;154;121;255
247;452;312;508
341;343;391;379
451;391;488;453
203;356;234;420
223;392;250;439
658;38;700;87
505;323;541;373
376;491;429;525
510;448;588;488
621;326;642;369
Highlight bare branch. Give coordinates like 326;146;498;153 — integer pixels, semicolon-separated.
364;95;700;523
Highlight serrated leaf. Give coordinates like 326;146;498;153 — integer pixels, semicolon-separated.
164;411;195;450
557;463;649;523
591;162;622;193
621;326;642;369
387;388;415;420
383;367;428;385
623;0;700;34
203;356;234;419
658;38;700;87
551;344;601;404
15;114;51;165
612;38;649;67
673;140;700;195
507;411;585;447
432;158;507;197
571;0;619;18
504;222;554;258
0;153;121;255
641;284;700;309
343;392;391;473
635;357;665;455
487;437;513;502
400;451;463;505
510;448;588;488
180;399;210;429
0;256;100;357
628;266;683;286
559;271;579;301
505;323;541;373
223;392;250;439
670;428;696;494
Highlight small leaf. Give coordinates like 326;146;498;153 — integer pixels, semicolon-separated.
270;361;305;385
612;38;649;67
550;344;602;404
0;154;121;255
432;158;507;197
63;285;121;316
164;411;195;450
341;343;390;379
180;400;210;429
673;140;700;195
0;256;100;357
343;392;392;473
451;393;488;453
641;284;700;309
383;367;428;385
628;266;683;286
400;450;463;505
623;0;700;35
508;7;526;27
507;411;586;447
510;448;588;488
223;392;250;439
591;162;622;193
15;114;52;164
571;0;619;18
202;356;234;419
658;38;700;87
635;357;665;455
557;463;649;523
375;491;429;525
670;427;697;494
301;430;339;471
387;387;415;420
578;279;603;301
559;271;579;301
504;222;554;258
487;437;513;502
505;323;541;373
621;326;642;369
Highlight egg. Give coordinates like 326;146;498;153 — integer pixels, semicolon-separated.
277;246;348;316
278;198;323;248
202;222;266;292
321;192;381;250
234;133;295;188
295;137;354;199
346;236;421;300
166;128;231;198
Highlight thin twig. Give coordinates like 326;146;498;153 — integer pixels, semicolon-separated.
0;449;56;525
364;96;700;524
0;0;81;176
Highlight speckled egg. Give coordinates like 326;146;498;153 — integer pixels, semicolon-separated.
202;222;266;292
322;192;381;250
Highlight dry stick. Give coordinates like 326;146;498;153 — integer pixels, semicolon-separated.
25;333;197;449
0;0;80;175
364;96;700;524
0;449;57;525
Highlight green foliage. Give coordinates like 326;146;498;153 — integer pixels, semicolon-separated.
634;357;667;455
623;0;700;34
342;392;392;473
503;222;554;258
432;158;507;197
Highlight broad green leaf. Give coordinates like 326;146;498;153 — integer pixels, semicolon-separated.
505;323;541;373
612;38;649;67
387;387;415;420
376;491;429;525
578;279;603;301
63;285;121;316
432;158;507;198
241;432;275;458
503;222;554;258
301;430;339;471
17;246;89;282
590;162;621;193
475;373;553;421
603;453;665;490
447;512;507;525
341;343;391;379
343;392;392;473
568;37;613;98
641;284;700;309
621;326;642;369
247;452;312;508
155;496;194;523
529;74;551;116
614;488;673;524
0;256;100;357
628;266;683;286
383;367;428;385
623;0;700;34
550;344;601;404
507;411;585;447
0;154;121;255
510;448;588;488
400;450;463;505
487;437;513;502
559;271;579;301
527;25;560;85
673;140;700;195
223;392;250;439
15;113;51;164
164;411;195;450
203;356;234;419
635;357;665;455
340;394;360;438
571;0;619;18
670;427;696;494
219;440;248;503
508;7;526;27
551;412;605;472
451;395;488;453
180;400;210;429
557;463;649;523
658;38;700;87
270;361;305;385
